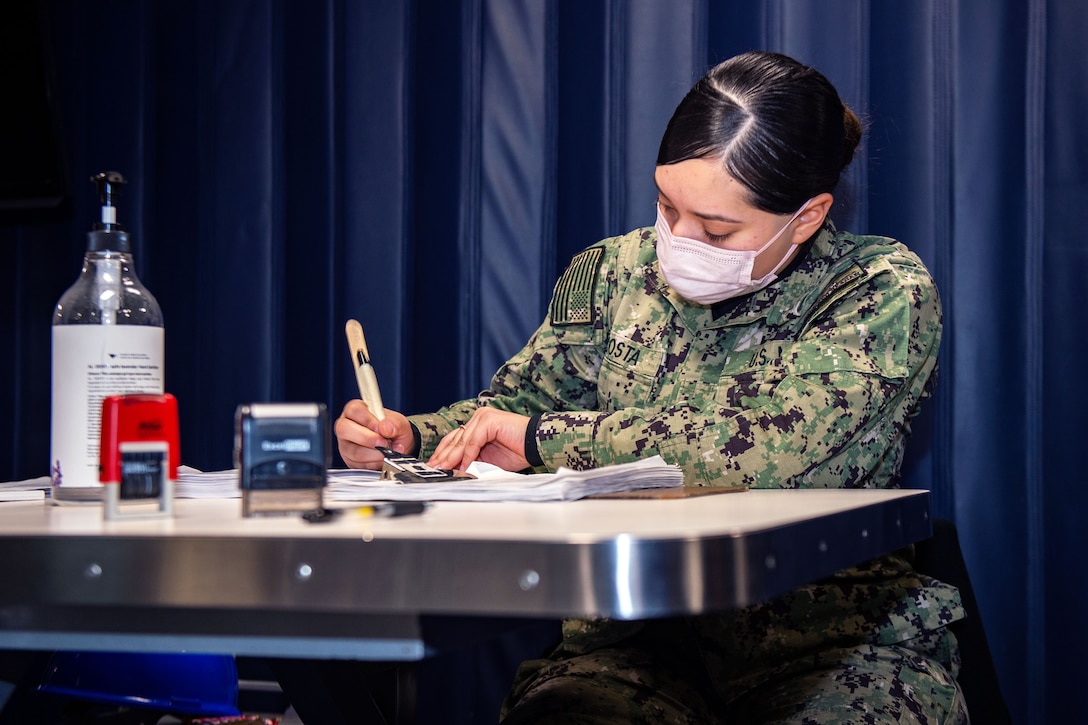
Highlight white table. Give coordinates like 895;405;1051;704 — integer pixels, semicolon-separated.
0;489;930;660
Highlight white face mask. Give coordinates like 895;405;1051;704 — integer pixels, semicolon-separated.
654;201;811;305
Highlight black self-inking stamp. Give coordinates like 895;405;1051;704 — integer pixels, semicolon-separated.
235;403;329;517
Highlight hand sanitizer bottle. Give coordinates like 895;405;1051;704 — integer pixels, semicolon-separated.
50;172;165;502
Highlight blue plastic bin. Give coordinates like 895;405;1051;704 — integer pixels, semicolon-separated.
38;652;239;717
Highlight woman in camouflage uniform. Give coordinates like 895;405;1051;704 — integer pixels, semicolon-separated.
337;51;968;724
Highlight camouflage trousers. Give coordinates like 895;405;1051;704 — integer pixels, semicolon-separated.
499;622;969;724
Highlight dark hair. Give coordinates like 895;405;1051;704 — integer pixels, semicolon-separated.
656;51;862;214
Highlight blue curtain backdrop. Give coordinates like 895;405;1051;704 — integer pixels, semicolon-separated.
1;0;1084;721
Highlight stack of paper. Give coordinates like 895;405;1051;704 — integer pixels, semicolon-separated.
172;456;683;503
3;457;684;503
175;467;242;499
0;475;50;501
325;455;683;503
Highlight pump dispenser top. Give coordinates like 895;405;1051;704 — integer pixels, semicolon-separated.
87;171;131;252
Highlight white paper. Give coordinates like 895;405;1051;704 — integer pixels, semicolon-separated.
325;455;683;502
166;456;683;502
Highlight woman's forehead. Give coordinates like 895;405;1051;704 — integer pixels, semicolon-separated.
654;159;755;217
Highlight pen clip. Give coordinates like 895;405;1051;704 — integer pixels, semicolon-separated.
345;319;370;371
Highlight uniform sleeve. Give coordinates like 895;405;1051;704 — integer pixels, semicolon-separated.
408;242;620;459
533;256;942;489
407;328;607;459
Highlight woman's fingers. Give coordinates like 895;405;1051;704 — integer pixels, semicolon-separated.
334;400;414;469
428;409;531;472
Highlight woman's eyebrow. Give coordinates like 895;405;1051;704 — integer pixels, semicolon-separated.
654;185;743;224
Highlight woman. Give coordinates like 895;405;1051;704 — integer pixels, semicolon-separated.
336;51;967;723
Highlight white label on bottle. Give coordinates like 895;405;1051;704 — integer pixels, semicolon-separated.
50;325;165;488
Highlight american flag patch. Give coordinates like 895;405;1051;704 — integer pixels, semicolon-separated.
551;246;604;326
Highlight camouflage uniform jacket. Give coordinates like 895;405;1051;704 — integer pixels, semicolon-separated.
410;222;964;670
412;220;939;490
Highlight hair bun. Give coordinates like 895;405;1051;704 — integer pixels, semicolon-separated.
842;106;863;171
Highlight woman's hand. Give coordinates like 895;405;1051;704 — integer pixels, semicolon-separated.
334;399;415;469
428;408;532;473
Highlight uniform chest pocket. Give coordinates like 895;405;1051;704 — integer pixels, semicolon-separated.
712;344;793;409
597;334;663;411
711;365;790;409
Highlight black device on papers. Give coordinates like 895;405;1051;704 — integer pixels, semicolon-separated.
377;447;475;484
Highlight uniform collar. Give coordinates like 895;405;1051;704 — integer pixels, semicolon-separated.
656;220;841;331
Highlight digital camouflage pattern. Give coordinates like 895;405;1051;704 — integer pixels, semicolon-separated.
409;222;967;723
412;221;937;491
501;621;966;723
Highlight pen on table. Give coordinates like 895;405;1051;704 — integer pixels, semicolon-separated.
345;319;385;420
357;501;430;518
301;501;430;524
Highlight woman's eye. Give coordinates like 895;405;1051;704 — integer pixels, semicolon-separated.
705;230;732;244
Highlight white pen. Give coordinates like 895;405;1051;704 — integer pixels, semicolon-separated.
345;319;385;420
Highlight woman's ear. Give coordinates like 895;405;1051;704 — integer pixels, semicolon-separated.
790;192;834;244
